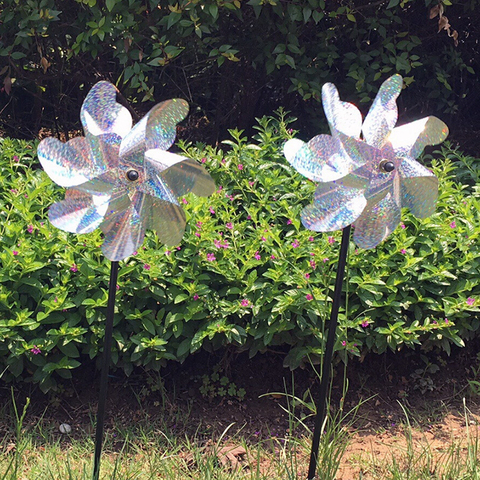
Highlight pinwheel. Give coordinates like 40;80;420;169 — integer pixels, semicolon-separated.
284;74;448;249
38;81;215;261
37;81;215;480
283;75;448;480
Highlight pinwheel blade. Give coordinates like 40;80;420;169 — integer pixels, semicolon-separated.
353;193;401;249
301;173;369;232
119;99;189;160
388;116;449;158
362;74;403;149
81;81;132;138
38;135;120;187
49;189;110;234
399;157;438;218
322;83;362;139
149;199;187;245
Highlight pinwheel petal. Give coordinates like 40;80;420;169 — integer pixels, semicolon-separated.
119;99;189;161
80;81;132;138
100;192;148;261
388;116;449;159
284;134;357;182
398;157;438;218
38;134;120;187
148;199;187;245
353;193;401;249
49;188;110;234
301;173;369;231
362;74;402;149
322;83;362;138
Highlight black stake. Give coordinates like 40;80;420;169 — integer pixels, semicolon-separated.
93;260;119;480
307;225;351;480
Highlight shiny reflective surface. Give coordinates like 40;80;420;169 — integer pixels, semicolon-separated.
38;81;215;261
283;74;448;249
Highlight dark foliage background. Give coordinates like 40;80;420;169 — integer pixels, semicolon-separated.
0;0;479;146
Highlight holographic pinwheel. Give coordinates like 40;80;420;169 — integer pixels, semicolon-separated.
284;74;448;249
283;75;448;480
37;81;215;480
38;81;215;261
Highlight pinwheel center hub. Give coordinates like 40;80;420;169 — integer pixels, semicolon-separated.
380;160;395;173
126;169;139;181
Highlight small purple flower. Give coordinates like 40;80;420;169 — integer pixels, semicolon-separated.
12;250;18;256
254;251;261;260
445;318;449;324
287;219;292;225
450;221;456;229
226;222;233;230
27;225;34;234
193;294;199;300
467;297;475;306
70;264;78;272
207;253;216;262
361;321;369;328
432;320;437;324
328;236;335;244
214;239;222;248
305;273;310;279
322;258;329;263
182;198;188;205
400;223;406;229
306;294;313;301
31;346;41;355
308;236;314;242
209;207;215;215
201;157;206;163
261;236;266;242
401;249;407;254
247;215;251;220
241;298;250;307
270;255;275;260
248;181;255;186
116;285;120;290
238;164;244;170
13;155;19;162
310;260;317;268
292;239;299;248
143;263;150;270
342;340;347;346
195;232;201;238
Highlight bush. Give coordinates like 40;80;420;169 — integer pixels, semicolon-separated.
0;114;479;391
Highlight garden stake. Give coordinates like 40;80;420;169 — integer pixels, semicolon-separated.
307;225;350;480
92;260;119;480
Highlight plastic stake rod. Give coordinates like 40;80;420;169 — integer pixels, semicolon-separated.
307;225;351;480
92;260;119;480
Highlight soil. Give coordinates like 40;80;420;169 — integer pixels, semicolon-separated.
2;340;480;479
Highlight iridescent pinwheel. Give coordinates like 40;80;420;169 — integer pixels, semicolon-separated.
38;81;215;260
284;74;448;249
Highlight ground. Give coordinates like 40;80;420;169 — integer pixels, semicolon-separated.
2;339;480;479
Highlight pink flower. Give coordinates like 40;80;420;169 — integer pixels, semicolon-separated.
270;255;275;260
201;157;206;163
193;294;199;300
287;219;292;225
254;251;261;260
305;273;310;279
401;249;407;254
133;251;138;255
13;155;19;162
400;223;406;229
238;164;244;170
12;250;18;256
308;236;314;242
450;221;456;228
221;241;229;249
342;340;347;346
207;253;216;262
247;215;251;220
467;297;475;306
328;236;335;244
226;222;233;230
143;264;150;270
261;236;266;242
209;207;215;215
241;298;250;306
214;239;222;248
361;321;369;328
31;346;41;355
116;285;120;290
70;264;78;272
196;221;203;228
310;260;317;268
322;258;329;263
248;181;255;186
291;239;299;248
445;318;449;324
27;225;34;234
195;232;201;238
306;294;313;301
182;198;188;205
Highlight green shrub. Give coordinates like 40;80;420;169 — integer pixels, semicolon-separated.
0;114;479;391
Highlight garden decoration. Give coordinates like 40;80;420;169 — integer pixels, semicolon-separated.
37;81;215;480
283;74;448;480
